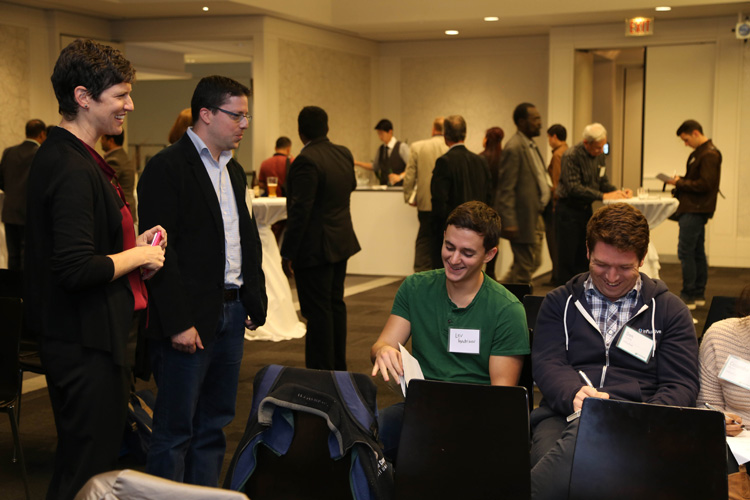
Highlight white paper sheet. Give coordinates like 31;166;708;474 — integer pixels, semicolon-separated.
398;343;424;397
727;430;750;465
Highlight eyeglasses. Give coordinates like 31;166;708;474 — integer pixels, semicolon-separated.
212;107;252;123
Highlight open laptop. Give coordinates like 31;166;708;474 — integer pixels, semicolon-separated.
394;379;530;499
569;398;727;500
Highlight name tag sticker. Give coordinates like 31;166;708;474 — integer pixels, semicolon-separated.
599;166;606;178
719;355;750;391
449;328;480;354
616;326;653;363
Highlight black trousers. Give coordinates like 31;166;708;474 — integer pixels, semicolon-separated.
555;201;592;285
295;259;348;370
40;339;130;500
5;222;25;270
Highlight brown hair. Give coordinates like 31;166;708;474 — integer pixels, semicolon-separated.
586;203;649;261
445;201;502;252
168;108;192;144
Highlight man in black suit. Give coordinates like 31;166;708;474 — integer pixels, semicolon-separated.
138;76;267;486
0;118;46;269
430;115;492;269
281;106;360;370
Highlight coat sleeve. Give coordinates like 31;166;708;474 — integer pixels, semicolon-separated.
494;146;520;229
531;292;586;415
430;155;451;225
403;145;418;203
697;326;727;411
645;295;700;407
280;155;319;262
137;153;195;337
676;151;721;194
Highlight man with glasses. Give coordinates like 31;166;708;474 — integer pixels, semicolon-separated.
138;75;267;486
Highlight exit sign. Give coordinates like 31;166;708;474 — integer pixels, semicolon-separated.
626;17;654;36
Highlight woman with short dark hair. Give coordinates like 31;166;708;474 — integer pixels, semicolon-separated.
25;39;166;500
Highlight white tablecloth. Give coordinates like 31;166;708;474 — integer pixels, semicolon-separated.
604;196;679;279
245;194;306;341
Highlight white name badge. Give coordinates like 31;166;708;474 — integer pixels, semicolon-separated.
616;326;653;363
599;166;606;178
719;355;750;391
449;328;480;355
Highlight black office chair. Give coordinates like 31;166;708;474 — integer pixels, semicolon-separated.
0;269;45;425
502;282;533;302
395;380;530;499
0;296;31;500
521;295;545;411
701;296;739;338
569;398;727;499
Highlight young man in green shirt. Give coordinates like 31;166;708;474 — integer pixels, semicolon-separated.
370;200;529;460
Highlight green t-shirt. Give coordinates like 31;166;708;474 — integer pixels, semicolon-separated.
391;269;529;385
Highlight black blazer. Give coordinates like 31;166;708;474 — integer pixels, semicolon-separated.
138;133;267;343
0;140;39;225
430;144;492;228
24;127;133;363
281;137;360;269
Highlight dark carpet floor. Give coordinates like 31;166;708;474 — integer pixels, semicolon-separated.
1;263;748;499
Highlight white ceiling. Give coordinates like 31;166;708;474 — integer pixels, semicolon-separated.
8;0;750;41
7;0;750;74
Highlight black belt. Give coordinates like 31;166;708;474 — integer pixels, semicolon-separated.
223;288;239;302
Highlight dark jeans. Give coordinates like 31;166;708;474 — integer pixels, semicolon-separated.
41;339;130;500
677;212;709;299
555;201;592;285
530;405;580;500
295;260;348;370
5;222;25;270
146;298;246;486
378;402;405;464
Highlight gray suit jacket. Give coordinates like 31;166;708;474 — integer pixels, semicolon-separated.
403;134;449;212
494;131;547;244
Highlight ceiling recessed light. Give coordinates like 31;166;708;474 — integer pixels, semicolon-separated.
655;6;671;11
202;6;209;11
445;30;459;36
484;16;499;22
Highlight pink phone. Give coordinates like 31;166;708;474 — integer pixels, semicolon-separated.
151;231;162;246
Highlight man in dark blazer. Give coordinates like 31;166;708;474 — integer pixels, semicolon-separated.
494;103;551;283
281;106;360;370
430;115;492;269
0;118;46;269
138;76;267;486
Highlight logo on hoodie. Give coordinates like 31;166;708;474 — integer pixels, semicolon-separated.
638;328;662;335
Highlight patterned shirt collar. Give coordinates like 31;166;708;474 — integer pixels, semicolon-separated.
584;275;642;345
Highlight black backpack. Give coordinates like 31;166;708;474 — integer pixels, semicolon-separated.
224;364;393;500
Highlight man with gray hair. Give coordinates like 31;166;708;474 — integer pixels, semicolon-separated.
555;123;631;284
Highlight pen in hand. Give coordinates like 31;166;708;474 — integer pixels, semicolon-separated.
567;371;596;422
704;402;745;429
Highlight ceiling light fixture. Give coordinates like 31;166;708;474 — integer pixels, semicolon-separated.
445;30;459;36
202;6;209;11
484;16;499;22
655;6;671;11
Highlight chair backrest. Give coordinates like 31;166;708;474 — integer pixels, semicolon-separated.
569;398;727;500
502;283;533;302
395;379;530;500
74;469;249;500
519;295;545;411
702;296;739;337
0;297;23;403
